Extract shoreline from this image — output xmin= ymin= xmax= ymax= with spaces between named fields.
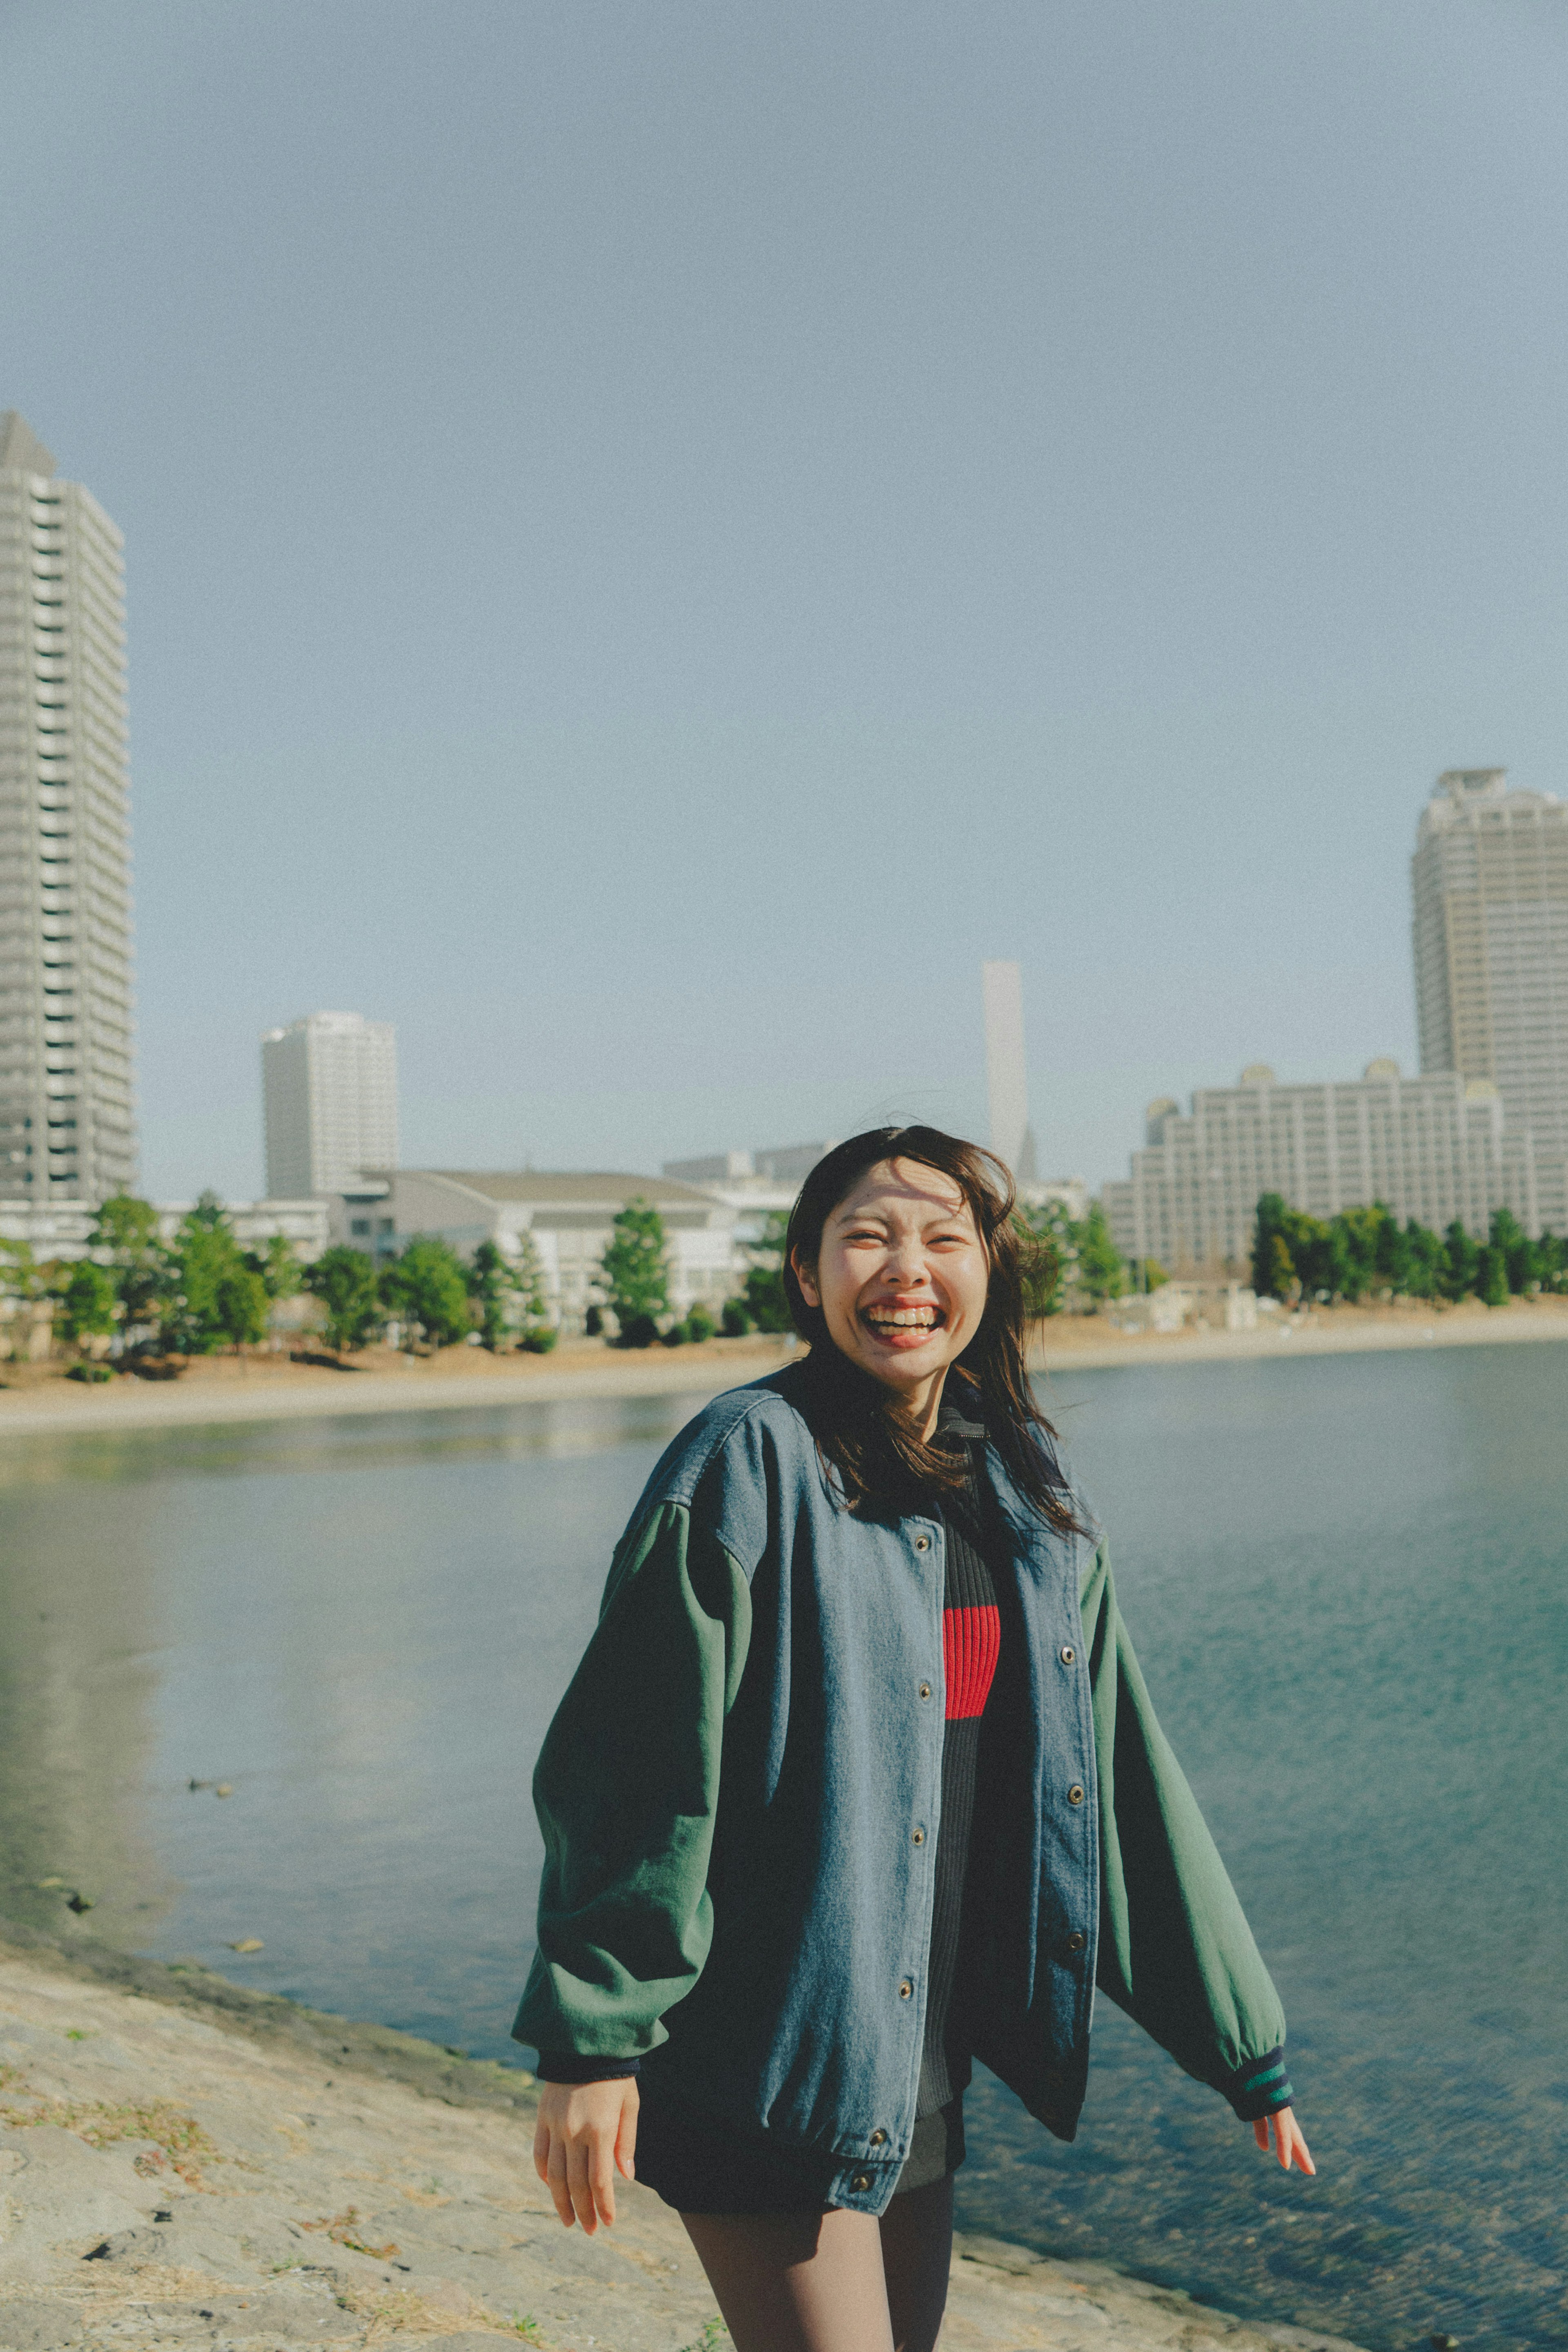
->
xmin=0 ymin=1300 xmax=1564 ymax=1438
xmin=0 ymin=1921 xmax=1368 ymax=2352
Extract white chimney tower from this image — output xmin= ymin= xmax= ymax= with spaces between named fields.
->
xmin=982 ymin=960 xmax=1036 ymax=1178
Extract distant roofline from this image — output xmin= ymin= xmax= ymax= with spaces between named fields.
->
xmin=362 ymin=1167 xmax=726 ymax=1206
xmin=0 ymin=410 xmax=56 ymax=477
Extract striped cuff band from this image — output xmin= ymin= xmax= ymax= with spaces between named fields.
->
xmin=1222 ymin=2047 xmax=1295 ymax=2121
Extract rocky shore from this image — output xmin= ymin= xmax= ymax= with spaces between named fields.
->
xmin=0 ymin=1933 xmax=1368 ymax=2352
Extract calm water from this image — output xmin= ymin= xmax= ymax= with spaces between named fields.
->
xmin=0 ymin=1351 xmax=1564 ymax=2351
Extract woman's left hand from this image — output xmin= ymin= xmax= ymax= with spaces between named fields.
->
xmin=1252 ymin=2105 xmax=1314 ymax=2173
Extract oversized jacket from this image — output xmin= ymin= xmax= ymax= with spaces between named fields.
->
xmin=513 ymin=1364 xmax=1293 ymax=2215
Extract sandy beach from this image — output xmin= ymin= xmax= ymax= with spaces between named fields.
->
xmin=0 ymin=1299 xmax=1565 ymax=1438
xmin=0 ymin=1930 xmax=1365 ymax=2352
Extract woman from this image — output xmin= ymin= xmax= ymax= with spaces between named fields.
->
xmin=517 ymin=1128 xmax=1312 ymax=2352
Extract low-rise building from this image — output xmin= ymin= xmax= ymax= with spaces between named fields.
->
xmin=332 ymin=1169 xmax=742 ymax=1331
xmin=0 ymin=1195 xmax=330 ymax=1261
xmin=1101 ymin=1060 xmax=1564 ymax=1275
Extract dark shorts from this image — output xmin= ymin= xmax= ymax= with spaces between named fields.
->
xmin=635 ymin=2093 xmax=965 ymax=2216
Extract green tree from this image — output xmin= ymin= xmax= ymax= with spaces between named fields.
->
xmin=162 ymin=1202 xmax=248 ymax=1354
xmin=1252 ymin=1195 xmax=1292 ymax=1299
xmin=380 ymin=1235 xmax=472 ymax=1349
xmin=216 ymin=1264 xmax=270 ymax=1350
xmin=1476 ymin=1242 xmax=1510 ymax=1308
xmin=599 ymin=1199 xmax=671 ymax=1337
xmin=88 ymin=1193 xmax=169 ymax=1345
xmin=56 ymin=1260 xmax=117 ymax=1354
xmin=1335 ymin=1204 xmax=1393 ymax=1301
xmin=467 ymin=1240 xmax=521 ymax=1351
xmin=1537 ymin=1231 xmax=1568 ymax=1293
xmin=1489 ymin=1206 xmax=1535 ymax=1294
xmin=1401 ymin=1219 xmax=1448 ymax=1301
xmin=1075 ymin=1201 xmax=1128 ymax=1307
xmin=737 ymin=1210 xmax=791 ymax=1334
xmin=1443 ymin=1219 xmax=1480 ymax=1302
xmin=90 ymin=1192 xmax=160 ymax=1259
xmin=1290 ymin=1210 xmax=1347 ymax=1301
xmin=512 ymin=1229 xmax=549 ymax=1328
xmin=0 ymin=1240 xmax=48 ymax=1359
xmin=1014 ymin=1202 xmax=1073 ymax=1317
xmin=1265 ymin=1233 xmax=1296 ymax=1302
xmin=244 ymin=1233 xmax=303 ymax=1302
xmin=303 ymin=1245 xmax=385 ymax=1352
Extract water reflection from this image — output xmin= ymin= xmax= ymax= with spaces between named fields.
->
xmin=0 ymin=1357 xmax=1564 ymax=2352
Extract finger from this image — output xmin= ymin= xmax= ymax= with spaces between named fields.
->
xmin=1252 ymin=2118 xmax=1268 ymax=2154
xmin=533 ymin=2114 xmax=551 ymax=2185
xmin=615 ymin=2096 xmax=639 ymax=2183
xmin=591 ymin=2136 xmax=618 ymax=2229
xmin=545 ymin=2138 xmax=576 ymax=2229
xmin=1285 ymin=2116 xmax=1316 ymax=2177
xmin=567 ymin=2136 xmax=599 ymax=2234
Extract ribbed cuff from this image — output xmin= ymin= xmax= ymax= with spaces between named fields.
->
xmin=1222 ymin=2047 xmax=1295 ymax=2121
xmin=533 ymin=2052 xmax=642 ymax=2084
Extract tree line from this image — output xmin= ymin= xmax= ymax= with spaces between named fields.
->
xmin=1252 ymin=1193 xmax=1568 ymax=1306
xmin=0 ymin=1193 xmax=560 ymax=1370
xmin=10 ymin=1181 xmax=1548 ymax=1377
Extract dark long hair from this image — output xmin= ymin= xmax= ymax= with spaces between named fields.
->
xmin=782 ymin=1126 xmax=1086 ymax=1537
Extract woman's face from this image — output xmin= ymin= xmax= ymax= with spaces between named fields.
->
xmin=792 ymin=1157 xmax=990 ymax=1421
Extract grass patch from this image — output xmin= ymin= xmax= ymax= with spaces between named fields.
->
xmin=0 ymin=2089 xmax=218 ymax=2188
xmin=302 ymin=2205 xmax=401 ymax=2259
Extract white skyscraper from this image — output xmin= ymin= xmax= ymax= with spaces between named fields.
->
xmin=1412 ymin=767 xmax=1568 ymax=1161
xmin=261 ymin=1012 xmax=398 ymax=1198
xmin=981 ymin=959 xmax=1036 ymax=1177
xmin=0 ymin=412 xmax=136 ymax=1199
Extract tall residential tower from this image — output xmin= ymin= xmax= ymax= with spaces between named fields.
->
xmin=261 ymin=1012 xmax=398 ymax=1197
xmin=1413 ymin=768 xmax=1568 ymax=1161
xmin=0 ymin=413 xmax=136 ymax=1198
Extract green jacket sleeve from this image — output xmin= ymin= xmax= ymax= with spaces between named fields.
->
xmin=512 ymin=1499 xmax=753 ymax=2060
xmin=1081 ymin=1540 xmax=1295 ymax=2120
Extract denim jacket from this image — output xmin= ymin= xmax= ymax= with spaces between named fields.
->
xmin=513 ymin=1365 xmax=1292 ymax=2215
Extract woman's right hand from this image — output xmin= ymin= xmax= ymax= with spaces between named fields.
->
xmin=532 ymin=2078 xmax=640 ymax=2232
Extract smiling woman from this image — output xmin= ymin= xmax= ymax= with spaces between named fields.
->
xmin=779 ymin=1130 xmax=1085 ymax=1536
xmin=515 ymin=1126 xmax=1312 ymax=2352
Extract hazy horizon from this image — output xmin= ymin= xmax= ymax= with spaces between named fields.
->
xmin=5 ymin=2 xmax=1568 ymax=1199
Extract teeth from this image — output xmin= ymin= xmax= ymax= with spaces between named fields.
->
xmin=866 ymin=1308 xmax=938 ymax=1328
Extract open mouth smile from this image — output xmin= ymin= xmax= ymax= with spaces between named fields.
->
xmin=860 ymin=1302 xmax=945 ymax=1349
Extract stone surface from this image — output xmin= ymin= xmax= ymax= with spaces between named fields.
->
xmin=0 ymin=1942 xmax=1369 ymax=2352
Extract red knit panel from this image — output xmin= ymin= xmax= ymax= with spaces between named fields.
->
xmin=942 ymin=1604 xmax=1000 ymax=1720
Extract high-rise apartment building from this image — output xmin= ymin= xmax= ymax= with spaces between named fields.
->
xmin=0 ymin=412 xmax=136 ymax=1199
xmin=1413 ymin=768 xmax=1568 ymax=1160
xmin=261 ymin=1011 xmax=398 ymax=1197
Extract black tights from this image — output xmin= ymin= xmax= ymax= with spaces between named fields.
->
xmin=681 ymin=2174 xmax=953 ymax=2352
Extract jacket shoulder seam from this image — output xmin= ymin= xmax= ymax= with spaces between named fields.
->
xmin=645 ymin=1382 xmax=803 ymax=1506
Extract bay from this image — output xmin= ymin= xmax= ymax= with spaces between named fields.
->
xmin=0 ymin=1347 xmax=1564 ymax=2351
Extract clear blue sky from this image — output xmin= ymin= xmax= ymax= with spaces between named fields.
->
xmin=4 ymin=0 xmax=1567 ymax=1198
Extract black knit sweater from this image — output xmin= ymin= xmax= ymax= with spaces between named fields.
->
xmin=916 ymin=1403 xmax=1001 ymax=2115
